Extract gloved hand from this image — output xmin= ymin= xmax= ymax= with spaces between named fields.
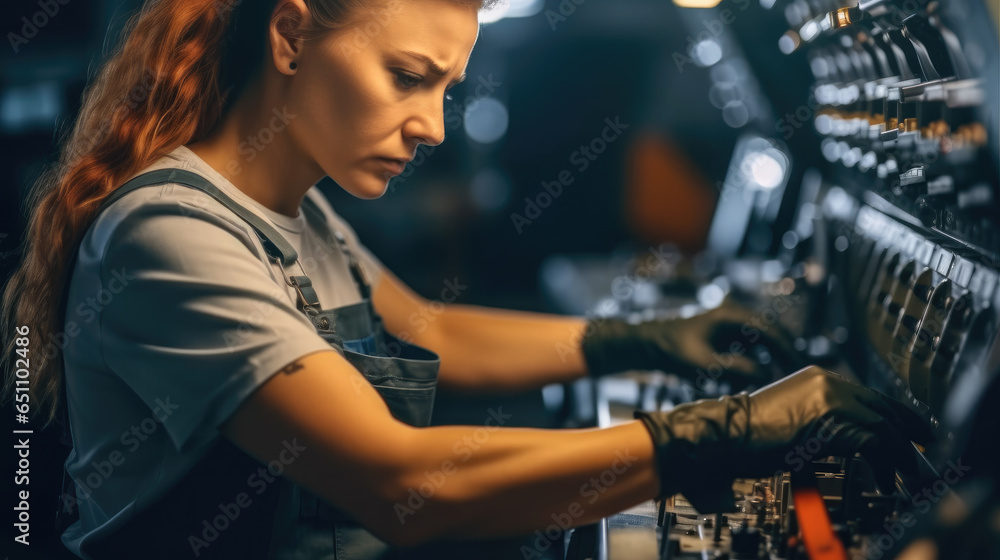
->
xmin=581 ymin=297 xmax=806 ymax=390
xmin=634 ymin=366 xmax=933 ymax=513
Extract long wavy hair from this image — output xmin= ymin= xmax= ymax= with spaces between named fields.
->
xmin=1 ymin=0 xmax=501 ymax=428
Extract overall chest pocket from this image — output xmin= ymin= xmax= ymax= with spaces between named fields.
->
xmin=361 ymin=375 xmax=437 ymax=428
xmin=319 ymin=328 xmax=441 ymax=428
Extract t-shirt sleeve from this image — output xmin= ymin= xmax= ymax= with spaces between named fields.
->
xmin=99 ymin=198 xmax=335 ymax=453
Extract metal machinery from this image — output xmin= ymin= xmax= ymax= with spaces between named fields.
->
xmin=543 ymin=0 xmax=1000 ymax=556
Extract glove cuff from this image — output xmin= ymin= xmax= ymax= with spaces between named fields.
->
xmin=580 ymin=317 xmax=642 ymax=376
xmin=633 ymin=393 xmax=751 ymax=512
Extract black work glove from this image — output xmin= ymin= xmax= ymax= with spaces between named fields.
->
xmin=634 ymin=366 xmax=933 ymax=513
xmin=581 ymin=298 xmax=806 ymax=390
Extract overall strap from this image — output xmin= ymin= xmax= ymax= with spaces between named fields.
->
xmin=301 ymin=196 xmax=375 ymax=302
xmin=97 ymin=168 xmax=323 ymax=314
xmin=300 ymin=197 xmax=388 ymax=352
xmin=103 ymin=169 xmax=299 ymax=266
xmin=55 ymin=168 xmax=331 ymax=544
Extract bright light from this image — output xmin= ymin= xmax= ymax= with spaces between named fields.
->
xmin=814 ymin=114 xmax=833 ymax=134
xmin=722 ymin=100 xmax=750 ymax=128
xmin=800 ymin=20 xmax=820 ymax=41
xmin=744 ymin=149 xmax=787 ymax=189
xmin=778 ymin=31 xmax=799 ymax=54
xmin=696 ymin=283 xmax=726 ymax=308
xmin=0 ymin=81 xmax=59 ymax=133
xmin=464 ymin=97 xmax=509 ymax=144
xmin=691 ymin=38 xmax=724 ymax=67
xmin=673 ymin=0 xmax=725 ymax=8
xmin=470 ymin=168 xmax=511 ymax=211
xmin=479 ymin=0 xmax=545 ymax=23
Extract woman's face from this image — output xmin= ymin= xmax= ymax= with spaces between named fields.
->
xmin=287 ymin=0 xmax=481 ymax=199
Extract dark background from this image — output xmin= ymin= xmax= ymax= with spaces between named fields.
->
xmin=0 ymin=0 xmax=819 ymax=558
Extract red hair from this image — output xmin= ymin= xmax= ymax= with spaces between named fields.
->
xmin=0 ymin=0 xmax=501 ymax=427
xmin=0 ymin=0 xmax=252 ymax=427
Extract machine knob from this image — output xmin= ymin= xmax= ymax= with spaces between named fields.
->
xmin=915 ymin=196 xmax=938 ymax=226
xmin=828 ymin=6 xmax=863 ymax=29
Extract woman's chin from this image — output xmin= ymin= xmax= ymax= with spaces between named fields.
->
xmin=339 ymin=173 xmax=390 ymax=200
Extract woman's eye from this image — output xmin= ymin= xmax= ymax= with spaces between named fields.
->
xmin=394 ymin=71 xmax=422 ymax=90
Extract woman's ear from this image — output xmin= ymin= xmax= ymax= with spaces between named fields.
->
xmin=269 ymin=0 xmax=311 ymax=75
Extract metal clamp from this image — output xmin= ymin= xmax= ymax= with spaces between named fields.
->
xmin=270 ymin=255 xmax=322 ymax=315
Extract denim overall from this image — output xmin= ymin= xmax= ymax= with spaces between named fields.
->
xmin=63 ymin=168 xmax=440 ymax=560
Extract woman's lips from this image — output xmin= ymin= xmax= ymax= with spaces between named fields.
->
xmin=374 ymin=157 xmax=406 ymax=176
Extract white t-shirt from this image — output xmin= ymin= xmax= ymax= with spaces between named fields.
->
xmin=59 ymin=144 xmax=384 ymax=558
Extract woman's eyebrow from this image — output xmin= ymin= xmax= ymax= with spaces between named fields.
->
xmin=400 ymin=50 xmax=467 ymax=86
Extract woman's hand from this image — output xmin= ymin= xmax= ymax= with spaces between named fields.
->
xmin=580 ymin=298 xmax=807 ymax=390
xmin=632 ymin=366 xmax=932 ymax=513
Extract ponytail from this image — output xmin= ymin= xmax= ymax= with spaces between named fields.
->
xmin=0 ymin=0 xmax=272 ymax=427
xmin=0 ymin=0 xmax=503 ymax=427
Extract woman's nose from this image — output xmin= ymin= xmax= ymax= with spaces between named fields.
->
xmin=403 ymin=101 xmax=446 ymax=147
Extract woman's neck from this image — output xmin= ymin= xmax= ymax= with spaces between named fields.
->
xmin=187 ymin=79 xmax=324 ymax=218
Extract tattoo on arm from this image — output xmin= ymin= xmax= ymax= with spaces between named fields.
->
xmin=279 ymin=360 xmax=305 ymax=375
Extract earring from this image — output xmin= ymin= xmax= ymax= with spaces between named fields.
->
xmin=289 ymin=61 xmax=298 ymax=70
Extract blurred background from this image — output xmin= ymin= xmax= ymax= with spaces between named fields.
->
xmin=0 ymin=0 xmax=816 ymax=309
xmin=3 ymin=0 xmax=998 ymax=557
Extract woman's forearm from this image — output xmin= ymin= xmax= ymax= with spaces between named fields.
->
xmin=425 ymin=303 xmax=591 ymax=391
xmin=390 ymin=420 xmax=659 ymax=544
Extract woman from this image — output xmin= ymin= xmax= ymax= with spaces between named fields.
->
xmin=0 ymin=0 xmax=928 ymax=558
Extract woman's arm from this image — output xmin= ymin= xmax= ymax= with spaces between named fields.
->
xmin=221 ymin=349 xmax=659 ymax=547
xmin=372 ymin=266 xmax=592 ymax=391
xmin=223 ymin=351 xmax=928 ymax=548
